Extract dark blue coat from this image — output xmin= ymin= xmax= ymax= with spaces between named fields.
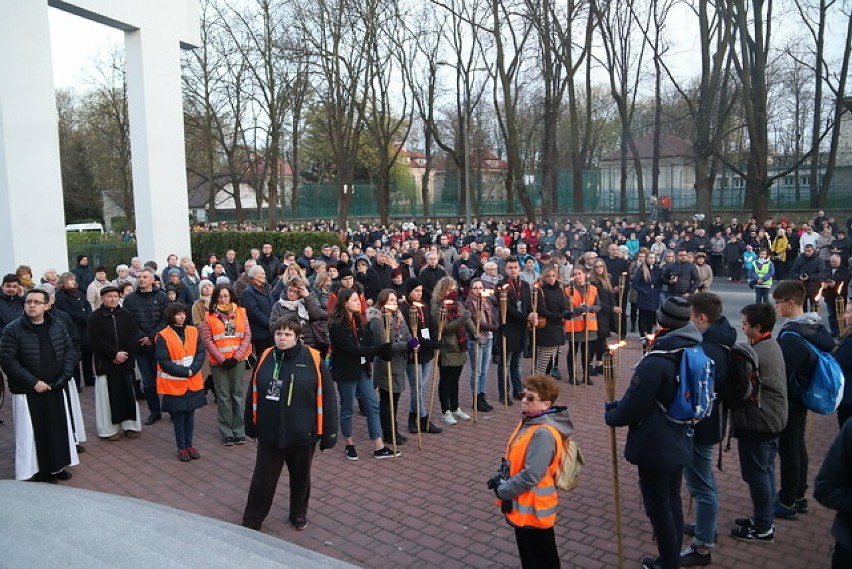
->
xmin=631 ymin=266 xmax=662 ymax=311
xmin=693 ymin=316 xmax=737 ymax=446
xmin=778 ymin=315 xmax=836 ymax=411
xmin=242 ymin=283 xmax=276 ymax=342
xmin=605 ymin=323 xmax=701 ymax=469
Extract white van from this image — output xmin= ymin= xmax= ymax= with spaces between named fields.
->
xmin=65 ymin=222 xmax=104 ymax=235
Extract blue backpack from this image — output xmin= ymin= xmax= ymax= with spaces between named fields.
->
xmin=649 ymin=345 xmax=717 ymax=425
xmin=780 ymin=331 xmax=845 ymax=414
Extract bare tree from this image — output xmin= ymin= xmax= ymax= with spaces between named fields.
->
xmin=297 ymin=0 xmax=375 ymax=228
xmin=591 ymin=0 xmax=649 ymax=215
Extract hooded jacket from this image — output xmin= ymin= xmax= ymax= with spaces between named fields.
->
xmin=496 ymin=406 xmax=574 ymax=524
xmin=605 ymin=323 xmax=701 ymax=468
xmin=778 ymin=312 xmax=835 ymax=410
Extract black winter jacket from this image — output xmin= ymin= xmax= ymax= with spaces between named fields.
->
xmin=605 ymin=324 xmax=700 ymax=469
xmin=245 ymin=343 xmax=338 ymax=450
xmin=0 ymin=313 xmax=78 ymax=394
xmin=122 ymin=288 xmax=168 ymax=343
xmin=328 ymin=316 xmax=383 ymax=382
xmin=0 ymin=293 xmax=23 ymax=330
xmin=242 ymin=283 xmax=276 ymax=341
xmin=778 ymin=314 xmax=835 ymax=411
xmin=54 ymin=288 xmax=92 ymax=346
xmin=497 ymin=277 xmax=532 ymax=353
xmin=536 ymin=281 xmax=568 ymax=347
xmin=814 ymin=420 xmax=852 ymax=552
xmin=692 ymin=316 xmax=736 ymax=446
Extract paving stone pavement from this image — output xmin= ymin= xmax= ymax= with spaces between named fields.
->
xmin=0 ymin=340 xmax=838 ymax=568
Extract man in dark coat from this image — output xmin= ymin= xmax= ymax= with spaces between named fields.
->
xmin=258 ymin=243 xmax=282 ymax=282
xmin=122 ymin=268 xmax=168 ymax=425
xmin=365 ymin=250 xmax=394 ymax=302
xmin=662 ymin=249 xmax=700 ymax=298
xmin=88 ymin=285 xmax=142 ymax=439
xmin=605 ymin=297 xmax=699 ymax=569
xmin=418 ymin=251 xmax=447 ymax=304
xmin=54 ymin=272 xmax=94 ymax=387
xmin=71 ymin=255 xmax=95 ymax=293
xmin=821 ymin=254 xmax=849 ymax=337
xmin=814 ymin=419 xmax=852 ymax=568
xmin=0 ymin=288 xmax=79 ymax=482
xmin=497 ymin=257 xmax=534 ymax=404
xmin=789 ymin=243 xmax=826 ymax=311
xmin=0 ymin=273 xmax=24 ymax=330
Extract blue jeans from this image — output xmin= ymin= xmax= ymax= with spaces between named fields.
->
xmin=337 ymin=372 xmax=382 ymax=440
xmin=737 ymin=436 xmax=778 ymax=530
xmin=406 ymin=360 xmax=434 ymax=416
xmin=171 ymin=410 xmax=195 ymax=450
xmin=755 ymin=287 xmax=770 ymax=304
xmin=467 ymin=337 xmax=493 ymax=394
xmin=137 ymin=350 xmax=161 ymax=415
xmin=683 ymin=444 xmax=718 ymax=547
xmin=497 ymin=350 xmax=523 ymax=399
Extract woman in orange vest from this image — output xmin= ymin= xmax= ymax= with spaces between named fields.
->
xmin=489 ymin=373 xmax=574 ymax=568
xmin=202 ymin=284 xmax=253 ymax=446
xmin=156 ymin=302 xmax=207 ymax=462
xmin=563 ymin=266 xmax=600 ymax=385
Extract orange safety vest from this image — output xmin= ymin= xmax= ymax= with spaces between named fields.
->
xmin=563 ymin=285 xmax=598 ymax=333
xmin=205 ymin=307 xmax=248 ymax=364
xmin=501 ymin=421 xmax=563 ymax=529
xmin=250 ymin=346 xmax=325 ymax=435
xmin=156 ymin=326 xmax=204 ymax=396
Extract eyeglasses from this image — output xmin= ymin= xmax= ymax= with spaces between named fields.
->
xmin=25 ymin=300 xmax=46 ymax=305
xmin=523 ymin=394 xmax=539 ymax=402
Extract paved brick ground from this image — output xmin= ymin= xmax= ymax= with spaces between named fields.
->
xmin=0 ymin=340 xmax=838 ymax=567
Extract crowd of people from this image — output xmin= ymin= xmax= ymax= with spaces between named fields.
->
xmin=1 ymin=212 xmax=851 ymax=567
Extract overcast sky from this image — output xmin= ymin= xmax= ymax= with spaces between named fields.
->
xmin=48 ymin=3 xmax=847 ymax=93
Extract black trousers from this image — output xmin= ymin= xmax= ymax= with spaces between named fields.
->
xmin=242 ymin=441 xmax=315 ymax=530
xmin=778 ymin=406 xmax=808 ymax=505
xmin=638 ymin=465 xmax=684 ymax=569
xmin=834 ymin=541 xmax=852 ymax=569
xmin=515 ymin=526 xmax=560 ymax=569
xmin=439 ymin=365 xmax=462 ymax=413
xmin=378 ymin=388 xmax=401 ymax=441
xmin=565 ymin=336 xmax=591 ymax=381
xmin=638 ymin=309 xmax=657 ymax=337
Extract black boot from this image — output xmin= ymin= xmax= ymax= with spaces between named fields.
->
xmin=476 ymin=393 xmax=491 ymax=412
xmin=420 ymin=416 xmax=443 ymax=434
xmin=408 ymin=413 xmax=419 ymax=434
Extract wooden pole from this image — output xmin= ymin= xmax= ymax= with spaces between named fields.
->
xmin=569 ymin=283 xmax=577 ymax=391
xmin=499 ymin=287 xmax=509 ymax=412
xmin=426 ymin=304 xmax=448 ymax=424
xmin=409 ymin=305 xmax=422 ymax=450
xmin=530 ymin=285 xmax=539 ymax=374
xmin=473 ymin=294 xmax=481 ymax=424
xmin=836 ymin=282 xmax=846 ymax=336
xmin=383 ymin=310 xmax=398 ymax=457
xmin=604 ymin=346 xmax=625 ymax=569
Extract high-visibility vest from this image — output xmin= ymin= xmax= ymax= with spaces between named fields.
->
xmin=563 ymin=285 xmax=598 ymax=333
xmin=250 ymin=346 xmax=325 ymax=435
xmin=205 ymin=307 xmax=248 ymax=364
xmin=753 ymin=261 xmax=773 ymax=287
xmin=502 ymin=421 xmax=563 ymax=529
xmin=156 ymin=326 xmax=204 ymax=396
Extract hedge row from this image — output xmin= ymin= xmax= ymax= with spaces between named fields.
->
xmin=190 ymin=231 xmax=343 ymax=266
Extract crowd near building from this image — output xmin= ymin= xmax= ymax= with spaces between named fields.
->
xmin=1 ymin=212 xmax=851 ymax=568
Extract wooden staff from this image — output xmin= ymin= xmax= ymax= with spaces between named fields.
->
xmin=836 ymin=281 xmax=846 ymax=336
xmin=472 ymin=293 xmax=482 ymax=424
xmin=583 ymin=284 xmax=590 ymax=385
xmin=604 ymin=345 xmax=625 ymax=569
xmin=530 ymin=284 xmax=539 ymax=374
xmin=499 ymin=286 xmax=509 ymax=412
xmin=618 ymin=272 xmax=627 ymax=341
xmin=383 ymin=310 xmax=398 ymax=457
xmin=409 ymin=305 xmax=422 ymax=450
xmin=569 ymin=282 xmax=577 ymax=390
xmin=426 ymin=303 xmax=448 ymax=424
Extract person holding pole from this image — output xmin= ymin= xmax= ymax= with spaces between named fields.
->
xmin=431 ymin=277 xmax=476 ymax=426
xmin=563 ymin=266 xmax=599 ymax=385
xmin=496 ymin=258 xmax=536 ymax=407
xmin=467 ymin=278 xmax=498 ymax=414
xmin=367 ymin=289 xmax=416 ymax=450
xmin=534 ymin=267 xmax=567 ymax=376
xmin=489 ymin=373 xmax=574 ymax=569
xmin=605 ymin=297 xmax=699 ymax=569
xmin=401 ymin=278 xmax=443 ymax=437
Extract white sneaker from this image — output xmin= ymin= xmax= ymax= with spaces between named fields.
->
xmin=442 ymin=410 xmax=458 ymax=425
xmin=452 ymin=408 xmax=471 ymax=421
